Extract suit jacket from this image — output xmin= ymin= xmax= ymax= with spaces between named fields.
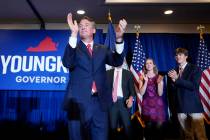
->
xmin=62 ymin=41 xmax=124 ymax=112
xmin=106 ymin=69 xmax=136 ymax=103
xmin=169 ymin=63 xmax=203 ymax=113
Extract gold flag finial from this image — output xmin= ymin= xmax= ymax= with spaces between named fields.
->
xmin=134 ymin=24 xmax=141 ymax=38
xmin=197 ymin=25 xmax=205 ymax=39
xmin=108 ymin=9 xmax=112 ymax=23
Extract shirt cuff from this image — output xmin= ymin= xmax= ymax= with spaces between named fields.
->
xmin=68 ymin=36 xmax=77 ymax=48
xmin=115 ymin=42 xmax=124 ymax=54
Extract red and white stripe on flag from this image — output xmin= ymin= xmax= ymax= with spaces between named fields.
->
xmin=130 ymin=65 xmax=145 ymax=127
xmin=199 ymin=68 xmax=210 ymax=124
xmin=130 ymin=65 xmax=143 ymax=113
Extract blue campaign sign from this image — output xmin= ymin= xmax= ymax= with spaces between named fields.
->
xmin=0 ymin=30 xmax=70 ymax=90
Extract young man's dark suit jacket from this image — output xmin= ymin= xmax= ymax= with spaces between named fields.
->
xmin=168 ymin=63 xmax=203 ymax=114
xmin=106 ymin=69 xmax=136 ymax=103
xmin=106 ymin=68 xmax=136 ymax=138
xmin=62 ymin=41 xmax=124 ymax=122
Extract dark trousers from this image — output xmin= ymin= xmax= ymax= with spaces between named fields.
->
xmin=109 ymin=98 xmax=132 ymax=140
xmin=68 ymin=120 xmax=82 ymax=140
xmin=67 ymin=96 xmax=108 ymax=140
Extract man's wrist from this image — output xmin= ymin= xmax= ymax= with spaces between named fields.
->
xmin=129 ymin=96 xmax=133 ymax=101
xmin=116 ymin=38 xmax=123 ymax=44
xmin=71 ymin=32 xmax=78 ymax=38
xmin=116 ymin=41 xmax=123 ymax=44
xmin=175 ymin=75 xmax=179 ymax=81
xmin=69 ymin=36 xmax=77 ymax=48
xmin=172 ymin=77 xmax=178 ymax=82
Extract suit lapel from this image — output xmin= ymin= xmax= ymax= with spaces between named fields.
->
xmin=122 ymin=70 xmax=125 ymax=88
xmin=92 ymin=44 xmax=99 ymax=58
xmin=110 ymin=69 xmax=114 ymax=88
xmin=92 ymin=44 xmax=102 ymax=71
xmin=78 ymin=41 xmax=91 ymax=58
xmin=181 ymin=63 xmax=190 ymax=79
xmin=121 ymin=70 xmax=125 ymax=97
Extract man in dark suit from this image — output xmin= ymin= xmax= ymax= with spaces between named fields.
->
xmin=62 ymin=13 xmax=127 ymax=140
xmin=106 ymin=65 xmax=136 ymax=140
xmin=168 ymin=48 xmax=207 ymax=140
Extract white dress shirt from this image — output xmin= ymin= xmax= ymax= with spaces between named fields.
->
xmin=179 ymin=62 xmax=188 ymax=71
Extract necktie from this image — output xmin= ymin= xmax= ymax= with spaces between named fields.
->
xmin=112 ymin=71 xmax=119 ymax=102
xmin=179 ymin=67 xmax=183 ymax=77
xmin=86 ymin=44 xmax=92 ymax=56
xmin=92 ymin=81 xmax=97 ymax=93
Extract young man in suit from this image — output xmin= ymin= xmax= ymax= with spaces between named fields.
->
xmin=106 ymin=64 xmax=136 ymax=140
xmin=62 ymin=13 xmax=127 ymax=140
xmin=168 ymin=48 xmax=207 ymax=140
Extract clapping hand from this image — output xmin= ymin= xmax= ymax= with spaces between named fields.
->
xmin=67 ymin=13 xmax=79 ymax=37
xmin=168 ymin=69 xmax=178 ymax=82
xmin=157 ymin=75 xmax=163 ymax=84
xmin=142 ymin=73 xmax=148 ymax=82
xmin=116 ymin=19 xmax=127 ymax=42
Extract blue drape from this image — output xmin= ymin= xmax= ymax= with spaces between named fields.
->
xmin=124 ymin=33 xmax=210 ymax=71
xmin=0 ymin=31 xmax=209 ymax=131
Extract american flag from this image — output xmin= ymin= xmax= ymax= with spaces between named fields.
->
xmin=104 ymin=22 xmax=116 ymax=52
xmin=104 ymin=21 xmax=116 ymax=70
xmin=130 ymin=34 xmax=146 ymax=127
xmin=130 ymin=35 xmax=146 ymax=84
xmin=197 ymin=36 xmax=210 ymax=124
xmin=196 ymin=37 xmax=210 ymax=70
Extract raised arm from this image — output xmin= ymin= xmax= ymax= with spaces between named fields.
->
xmin=157 ymin=75 xmax=164 ymax=96
xmin=67 ymin=13 xmax=78 ymax=38
xmin=62 ymin=13 xmax=79 ymax=69
xmin=139 ymin=74 xmax=148 ymax=96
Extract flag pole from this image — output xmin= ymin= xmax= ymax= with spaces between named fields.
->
xmin=197 ymin=24 xmax=210 ymax=124
xmin=132 ymin=24 xmax=146 ymax=128
xmin=108 ymin=9 xmax=112 ymax=23
xmin=197 ymin=24 xmax=205 ymax=39
xmin=105 ymin=10 xmax=115 ymax=70
xmin=134 ymin=24 xmax=141 ymax=39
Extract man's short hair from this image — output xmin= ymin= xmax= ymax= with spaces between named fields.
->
xmin=80 ymin=16 xmax=96 ymax=29
xmin=175 ymin=47 xmax=188 ymax=56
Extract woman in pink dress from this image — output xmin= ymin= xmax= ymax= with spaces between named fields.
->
xmin=139 ymin=58 xmax=166 ymax=140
